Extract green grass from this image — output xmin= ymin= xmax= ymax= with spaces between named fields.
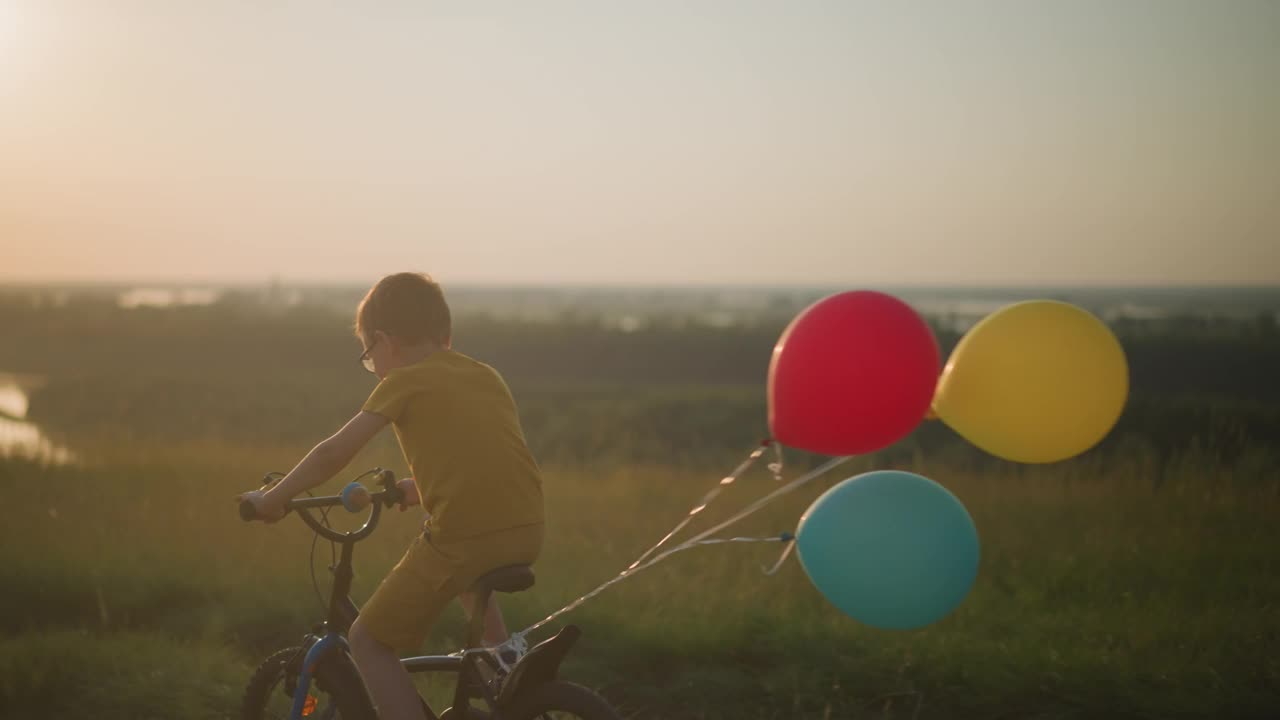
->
xmin=0 ymin=629 xmax=249 ymax=720
xmin=2 ymin=438 xmax=1278 ymax=719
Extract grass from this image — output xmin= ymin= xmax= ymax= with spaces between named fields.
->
xmin=2 ymin=436 xmax=1278 ymax=719
xmin=0 ymin=628 xmax=247 ymax=720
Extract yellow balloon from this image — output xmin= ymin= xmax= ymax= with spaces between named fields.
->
xmin=932 ymin=300 xmax=1128 ymax=463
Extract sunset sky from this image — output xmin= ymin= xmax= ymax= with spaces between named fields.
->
xmin=2 ymin=1 xmax=1277 ymax=286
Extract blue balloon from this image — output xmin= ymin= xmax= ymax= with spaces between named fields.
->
xmin=796 ymin=470 xmax=979 ymax=630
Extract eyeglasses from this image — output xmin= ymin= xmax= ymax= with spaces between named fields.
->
xmin=358 ymin=337 xmax=378 ymax=373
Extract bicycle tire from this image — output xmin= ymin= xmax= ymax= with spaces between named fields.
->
xmin=241 ymin=645 xmax=376 ymax=720
xmin=502 ymin=681 xmax=621 ymax=720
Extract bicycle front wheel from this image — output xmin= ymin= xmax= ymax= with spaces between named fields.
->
xmin=240 ymin=646 xmax=375 ymax=720
xmin=503 ymin=681 xmax=621 ymax=720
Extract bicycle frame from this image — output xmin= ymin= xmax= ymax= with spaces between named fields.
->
xmin=261 ymin=471 xmax=580 ymax=720
xmin=280 ymin=491 xmax=381 ymax=720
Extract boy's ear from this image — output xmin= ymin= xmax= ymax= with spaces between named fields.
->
xmin=374 ymin=329 xmax=394 ymax=352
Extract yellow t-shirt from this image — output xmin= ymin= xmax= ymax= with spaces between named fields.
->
xmin=362 ymin=349 xmax=544 ymax=541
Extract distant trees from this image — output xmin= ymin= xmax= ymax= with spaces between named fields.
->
xmin=1 ymin=294 xmax=1276 ymax=475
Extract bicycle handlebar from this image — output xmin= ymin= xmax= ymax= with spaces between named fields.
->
xmin=239 ymin=469 xmax=403 ymax=543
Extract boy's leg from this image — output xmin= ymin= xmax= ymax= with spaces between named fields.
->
xmin=458 ymin=591 xmax=509 ymax=647
xmin=352 ymin=533 xmax=461 ymax=720
xmin=349 ymin=618 xmax=426 ymax=720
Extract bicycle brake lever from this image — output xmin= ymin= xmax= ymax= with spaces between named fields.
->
xmin=378 ymin=469 xmax=403 ymax=507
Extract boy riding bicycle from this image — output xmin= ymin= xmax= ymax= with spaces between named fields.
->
xmin=239 ymin=272 xmax=545 ymax=720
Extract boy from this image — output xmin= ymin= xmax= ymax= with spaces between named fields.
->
xmin=239 ymin=272 xmax=545 ymax=720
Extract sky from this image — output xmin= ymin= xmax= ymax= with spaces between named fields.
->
xmin=1 ymin=1 xmax=1277 ymax=287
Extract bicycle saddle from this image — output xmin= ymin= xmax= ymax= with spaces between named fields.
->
xmin=470 ymin=564 xmax=535 ymax=595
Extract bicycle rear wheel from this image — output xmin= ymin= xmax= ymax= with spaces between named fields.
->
xmin=502 ymin=681 xmax=621 ymax=720
xmin=240 ymin=646 xmax=376 ymax=720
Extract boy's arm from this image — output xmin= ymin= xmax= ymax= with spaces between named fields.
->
xmin=264 ymin=411 xmax=389 ymax=505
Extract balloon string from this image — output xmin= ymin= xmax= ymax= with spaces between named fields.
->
xmin=768 ymin=440 xmax=785 ymax=481
xmin=627 ymin=440 xmax=772 ymax=571
xmin=763 ymin=536 xmax=796 ymax=576
xmin=513 ymin=534 xmax=793 ymax=641
xmin=660 ymin=456 xmax=849 ymax=553
xmin=509 ymin=455 xmax=850 ymax=643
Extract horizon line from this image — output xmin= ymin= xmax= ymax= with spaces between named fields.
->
xmin=2 ymin=277 xmax=1278 ymax=292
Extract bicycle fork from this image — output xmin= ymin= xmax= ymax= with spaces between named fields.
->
xmin=285 ymin=630 xmax=376 ymax=720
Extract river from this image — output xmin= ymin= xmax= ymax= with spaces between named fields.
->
xmin=0 ymin=373 xmax=75 ymax=465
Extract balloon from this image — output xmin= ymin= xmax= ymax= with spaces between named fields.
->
xmin=932 ymin=300 xmax=1128 ymax=463
xmin=796 ymin=470 xmax=979 ymax=630
xmin=768 ymin=291 xmax=939 ymax=456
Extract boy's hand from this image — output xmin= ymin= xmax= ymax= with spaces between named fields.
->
xmin=396 ymin=477 xmax=420 ymax=511
xmin=236 ymin=488 xmax=288 ymax=523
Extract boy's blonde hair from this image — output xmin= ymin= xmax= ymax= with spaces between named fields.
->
xmin=355 ymin=272 xmax=452 ymax=347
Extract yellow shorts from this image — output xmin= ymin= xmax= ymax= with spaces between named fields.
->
xmin=359 ymin=522 xmax=544 ymax=654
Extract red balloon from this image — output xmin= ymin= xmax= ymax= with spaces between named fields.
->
xmin=768 ymin=291 xmax=940 ymax=455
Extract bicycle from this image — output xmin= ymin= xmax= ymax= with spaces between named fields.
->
xmin=237 ymin=468 xmax=621 ymax=720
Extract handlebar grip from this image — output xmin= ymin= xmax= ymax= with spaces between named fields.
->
xmin=239 ymin=499 xmax=257 ymax=522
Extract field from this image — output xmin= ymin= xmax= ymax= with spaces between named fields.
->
xmin=1 ymin=289 xmax=1278 ymax=719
